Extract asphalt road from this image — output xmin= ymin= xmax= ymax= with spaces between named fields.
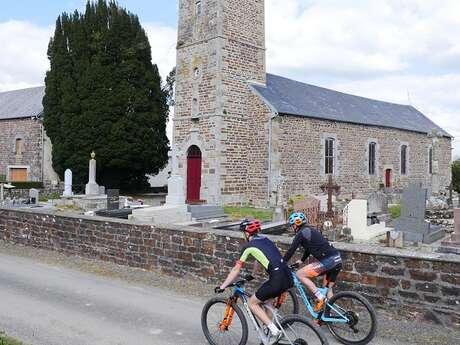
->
xmin=0 ymin=251 xmax=458 ymax=345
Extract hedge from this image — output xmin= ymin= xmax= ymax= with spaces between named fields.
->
xmin=4 ymin=181 xmax=44 ymax=189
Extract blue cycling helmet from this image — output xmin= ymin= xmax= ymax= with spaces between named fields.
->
xmin=288 ymin=212 xmax=307 ymax=226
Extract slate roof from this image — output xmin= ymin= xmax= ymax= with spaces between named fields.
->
xmin=0 ymin=86 xmax=45 ymax=120
xmin=251 ymin=74 xmax=451 ymax=137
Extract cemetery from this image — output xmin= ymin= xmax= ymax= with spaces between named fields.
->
xmin=0 ymin=1 xmax=459 ymax=339
xmin=2 ymin=148 xmax=459 ymax=258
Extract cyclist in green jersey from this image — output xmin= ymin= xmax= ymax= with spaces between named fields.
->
xmin=216 ymin=219 xmax=293 ymax=344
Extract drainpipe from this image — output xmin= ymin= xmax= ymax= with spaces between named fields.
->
xmin=267 ymin=111 xmax=279 ymax=207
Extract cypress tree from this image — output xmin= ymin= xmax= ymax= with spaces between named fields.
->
xmin=43 ymin=0 xmax=169 ymax=190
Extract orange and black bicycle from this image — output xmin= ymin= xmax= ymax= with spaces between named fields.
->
xmin=201 ymin=275 xmax=328 ymax=345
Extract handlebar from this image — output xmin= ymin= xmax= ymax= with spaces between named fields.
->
xmin=215 ymin=274 xmax=255 ymax=293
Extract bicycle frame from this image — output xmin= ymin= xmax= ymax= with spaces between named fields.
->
xmin=291 ymin=273 xmax=350 ymax=324
xmin=232 ymin=284 xmax=297 ymax=345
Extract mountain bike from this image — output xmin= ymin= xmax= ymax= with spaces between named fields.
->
xmin=278 ymin=263 xmax=377 ymax=345
xmin=201 ymin=275 xmax=329 ymax=345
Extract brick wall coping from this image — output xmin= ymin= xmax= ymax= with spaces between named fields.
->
xmin=2 ymin=207 xmax=459 ymax=265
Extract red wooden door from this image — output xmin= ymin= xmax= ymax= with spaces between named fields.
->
xmin=187 ymin=146 xmax=202 ymax=202
xmin=385 ymin=169 xmax=392 ymax=188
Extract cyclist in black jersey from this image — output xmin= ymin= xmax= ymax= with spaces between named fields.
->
xmin=216 ymin=219 xmax=292 ymax=344
xmin=284 ymin=212 xmax=342 ymax=313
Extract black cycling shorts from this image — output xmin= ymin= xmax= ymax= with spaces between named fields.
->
xmin=255 ymin=268 xmax=293 ymax=302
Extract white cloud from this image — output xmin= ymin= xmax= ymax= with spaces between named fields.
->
xmin=266 ymin=0 xmax=460 ymax=157
xmin=0 ymin=21 xmax=52 ymax=91
xmin=0 ymin=1 xmax=459 ymax=156
xmin=144 ymin=23 xmax=177 ymax=81
xmin=328 ymin=74 xmax=460 ymax=157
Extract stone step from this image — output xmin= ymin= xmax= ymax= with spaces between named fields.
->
xmin=187 ymin=205 xmax=226 ymax=220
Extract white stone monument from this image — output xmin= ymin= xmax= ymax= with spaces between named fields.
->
xmin=63 ymin=169 xmax=73 ymax=197
xmin=165 ymin=148 xmax=186 ymax=205
xmin=132 ymin=147 xmax=191 ymax=224
xmin=85 ymin=151 xmax=100 ymax=196
xmin=344 ymin=199 xmax=390 ymax=242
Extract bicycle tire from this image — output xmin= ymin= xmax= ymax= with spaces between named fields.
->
xmin=278 ymin=314 xmax=329 ymax=345
xmin=324 ymin=291 xmax=377 ymax=345
xmin=201 ymin=297 xmax=249 ymax=345
xmin=277 ymin=288 xmax=300 ymax=315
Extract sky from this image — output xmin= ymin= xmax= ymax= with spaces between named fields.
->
xmin=0 ymin=0 xmax=459 ymax=158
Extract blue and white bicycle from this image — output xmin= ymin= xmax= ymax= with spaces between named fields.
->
xmin=276 ymin=263 xmax=377 ymax=345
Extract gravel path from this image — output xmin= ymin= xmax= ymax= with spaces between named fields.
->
xmin=0 ymin=241 xmax=458 ymax=345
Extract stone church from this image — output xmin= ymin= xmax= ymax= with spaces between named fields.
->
xmin=172 ymin=0 xmax=452 ymax=207
xmin=0 ymin=86 xmax=58 ymax=185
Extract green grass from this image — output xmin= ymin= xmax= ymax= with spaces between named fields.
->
xmin=0 ymin=332 xmax=23 ymax=345
xmin=389 ymin=204 xmax=401 ymax=219
xmin=39 ymin=191 xmax=62 ymax=202
xmin=224 ymin=206 xmax=273 ymax=221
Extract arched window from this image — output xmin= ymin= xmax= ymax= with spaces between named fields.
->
xmin=429 ymin=147 xmax=433 ymax=174
xmin=325 ymin=138 xmax=334 ymax=174
xmin=15 ymin=138 xmax=23 ymax=156
xmin=401 ymin=145 xmax=407 ymax=175
xmin=369 ymin=142 xmax=376 ymax=175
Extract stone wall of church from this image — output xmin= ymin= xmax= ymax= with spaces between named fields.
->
xmin=275 ymin=116 xmax=452 ymax=202
xmin=0 ymin=117 xmax=42 ymax=182
xmin=245 ymin=91 xmax=272 ymax=206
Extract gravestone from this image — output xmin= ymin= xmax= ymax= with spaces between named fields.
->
xmin=343 ymin=199 xmax=367 ymax=240
xmin=293 ymin=197 xmax=320 ymax=226
xmin=344 ymin=199 xmax=391 ymax=242
xmin=367 ymin=190 xmax=388 ymax=214
xmin=395 ymin=183 xmax=444 ymax=244
xmin=63 ymin=169 xmax=73 ymax=197
xmin=29 ymin=188 xmax=39 ymax=205
xmin=107 ymin=189 xmax=120 ymax=210
xmin=438 ymin=208 xmax=460 ymax=254
xmin=99 ymin=186 xmax=106 ymax=195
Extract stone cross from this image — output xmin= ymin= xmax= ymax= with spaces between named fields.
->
xmin=63 ymin=169 xmax=73 ymax=197
xmin=322 ymin=175 xmax=340 ymax=217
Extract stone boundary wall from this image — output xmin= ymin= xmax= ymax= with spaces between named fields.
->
xmin=0 ymin=208 xmax=459 ymax=327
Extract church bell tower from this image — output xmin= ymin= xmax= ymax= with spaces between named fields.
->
xmin=173 ymin=0 xmax=266 ymax=205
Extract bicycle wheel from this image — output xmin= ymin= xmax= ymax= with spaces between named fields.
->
xmin=201 ymin=297 xmax=249 ymax=345
xmin=324 ymin=291 xmax=377 ymax=345
xmin=275 ymin=288 xmax=300 ymax=315
xmin=278 ymin=315 xmax=329 ymax=345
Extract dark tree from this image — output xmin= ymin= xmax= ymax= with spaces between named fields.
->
xmin=452 ymin=159 xmax=460 ymax=206
xmin=43 ymin=0 xmax=169 ymax=190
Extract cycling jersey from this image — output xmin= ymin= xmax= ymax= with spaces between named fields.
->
xmin=283 ymin=225 xmax=339 ymax=263
xmin=237 ymin=235 xmax=287 ymax=275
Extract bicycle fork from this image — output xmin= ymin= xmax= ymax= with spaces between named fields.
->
xmin=220 ymin=297 xmax=236 ymax=331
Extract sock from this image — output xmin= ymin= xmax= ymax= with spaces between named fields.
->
xmin=267 ymin=322 xmax=279 ymax=335
xmin=314 ymin=289 xmax=325 ymax=301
